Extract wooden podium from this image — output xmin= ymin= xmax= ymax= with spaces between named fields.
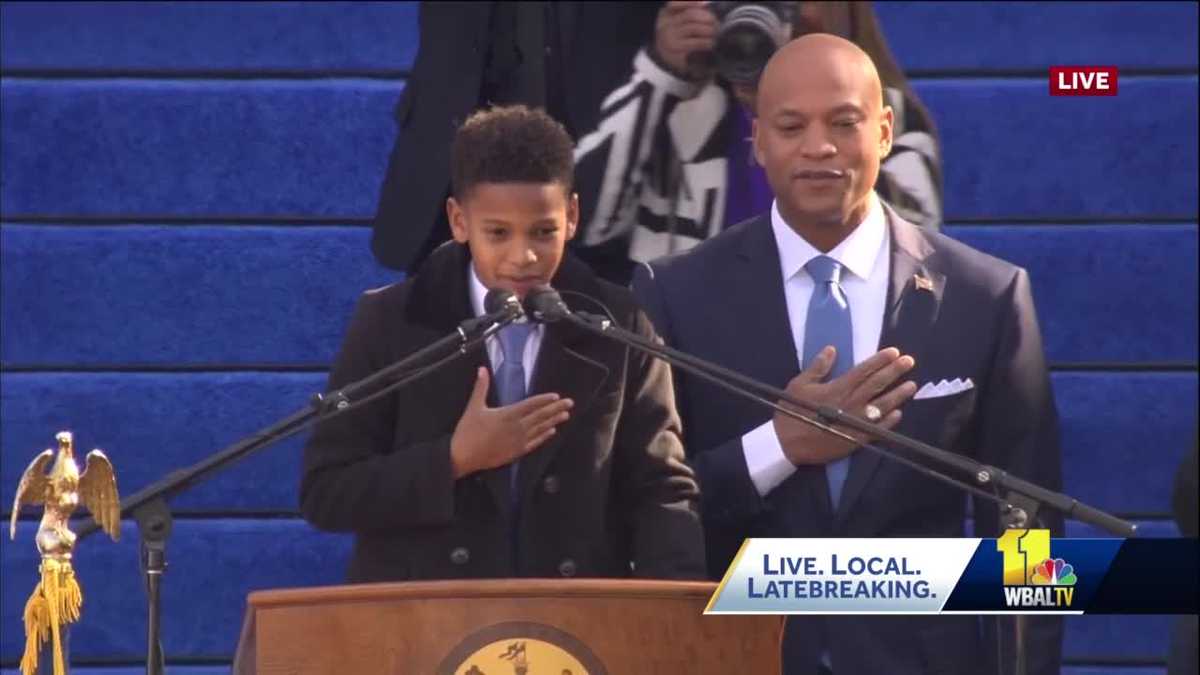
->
xmin=234 ymin=579 xmax=781 ymax=674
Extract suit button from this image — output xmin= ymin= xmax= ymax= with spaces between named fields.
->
xmin=543 ymin=475 xmax=560 ymax=494
xmin=557 ymin=558 xmax=577 ymax=577
xmin=450 ymin=547 xmax=470 ymax=565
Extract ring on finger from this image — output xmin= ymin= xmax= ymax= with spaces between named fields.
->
xmin=864 ymin=404 xmax=883 ymax=423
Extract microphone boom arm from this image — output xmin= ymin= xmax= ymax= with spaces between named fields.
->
xmin=543 ymin=302 xmax=1133 ymax=537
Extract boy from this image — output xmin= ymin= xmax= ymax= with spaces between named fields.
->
xmin=301 ymin=105 xmax=704 ymax=582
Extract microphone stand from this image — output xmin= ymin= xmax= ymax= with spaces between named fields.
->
xmin=544 ymin=307 xmax=1135 ymax=536
xmin=537 ymin=303 xmax=1133 ymax=675
xmin=70 ymin=302 xmax=523 ymax=675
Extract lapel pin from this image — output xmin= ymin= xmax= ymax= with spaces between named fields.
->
xmin=913 ymin=274 xmax=934 ymax=292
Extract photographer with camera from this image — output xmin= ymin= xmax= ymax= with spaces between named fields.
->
xmin=370 ymin=2 xmax=942 ymax=286
xmin=579 ymin=1 xmax=943 ymax=278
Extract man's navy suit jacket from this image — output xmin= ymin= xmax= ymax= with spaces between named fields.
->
xmin=632 ymin=207 xmax=1065 ymax=675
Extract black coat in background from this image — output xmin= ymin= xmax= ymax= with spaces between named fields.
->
xmin=301 ymin=241 xmax=704 ymax=583
xmin=371 ymin=2 xmax=660 ymax=273
xmin=1168 ymin=434 xmax=1198 ymax=675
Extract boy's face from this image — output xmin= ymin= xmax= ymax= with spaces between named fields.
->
xmin=447 ymin=182 xmax=578 ymax=299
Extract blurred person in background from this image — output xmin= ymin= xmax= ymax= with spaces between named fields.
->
xmin=371 ymin=1 xmax=942 ymax=285
xmin=1168 ymin=432 xmax=1198 ymax=675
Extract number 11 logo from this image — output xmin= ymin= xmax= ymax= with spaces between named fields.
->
xmin=997 ymin=529 xmax=1051 ymax=585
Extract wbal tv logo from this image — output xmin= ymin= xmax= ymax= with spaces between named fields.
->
xmin=997 ymin=529 xmax=1077 ymax=608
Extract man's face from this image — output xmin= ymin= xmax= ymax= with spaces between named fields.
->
xmin=447 ymin=182 xmax=578 ymax=298
xmin=752 ymin=50 xmax=892 ymax=229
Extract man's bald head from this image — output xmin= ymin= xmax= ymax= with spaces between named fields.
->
xmin=751 ymin=33 xmax=894 ymax=247
xmin=757 ymin=33 xmax=884 ymax=117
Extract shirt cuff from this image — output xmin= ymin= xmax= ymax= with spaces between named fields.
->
xmin=742 ymin=420 xmax=797 ymax=497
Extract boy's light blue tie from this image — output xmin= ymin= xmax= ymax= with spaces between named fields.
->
xmin=496 ymin=322 xmax=534 ymax=492
xmin=802 ymin=255 xmax=855 ymax=509
xmin=496 ymin=322 xmax=533 ymax=407
xmin=496 ymin=322 xmax=533 ymax=566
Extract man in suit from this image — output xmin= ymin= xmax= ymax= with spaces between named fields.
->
xmin=302 ymin=105 xmax=704 ymax=583
xmin=632 ymin=35 xmax=1064 ymax=674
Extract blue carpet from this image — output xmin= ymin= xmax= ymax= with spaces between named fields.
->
xmin=1 ymin=372 xmax=328 ymax=512
xmin=0 ymin=80 xmax=403 ymax=218
xmin=0 ymin=1 xmax=418 ymax=73
xmin=877 ymin=1 xmax=1197 ymax=72
xmin=0 ymin=226 xmax=400 ymax=366
xmin=946 ymin=225 xmax=1199 ymax=364
xmin=4 ymin=225 xmax=1194 ymax=367
xmin=3 ymin=77 xmax=1195 ymax=220
xmin=918 ymin=77 xmax=1199 ymax=220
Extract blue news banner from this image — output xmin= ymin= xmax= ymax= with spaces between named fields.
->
xmin=704 ymin=533 xmax=1198 ymax=614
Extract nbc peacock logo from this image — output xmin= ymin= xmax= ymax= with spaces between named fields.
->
xmin=1031 ymin=558 xmax=1078 ymax=586
xmin=997 ymin=529 xmax=1077 ymax=608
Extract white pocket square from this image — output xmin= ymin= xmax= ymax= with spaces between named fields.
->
xmin=913 ymin=378 xmax=975 ymax=400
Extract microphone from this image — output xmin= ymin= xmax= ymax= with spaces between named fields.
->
xmin=460 ymin=288 xmax=525 ymax=335
xmin=485 ymin=288 xmax=523 ymax=316
xmin=522 ymin=285 xmax=573 ymax=323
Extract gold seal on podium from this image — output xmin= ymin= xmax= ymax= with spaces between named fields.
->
xmin=440 ymin=622 xmax=607 ymax=675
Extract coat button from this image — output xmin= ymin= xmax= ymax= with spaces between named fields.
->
xmin=557 ymin=558 xmax=577 ymax=577
xmin=542 ymin=475 xmax=560 ymax=494
xmin=450 ymin=547 xmax=470 ymax=565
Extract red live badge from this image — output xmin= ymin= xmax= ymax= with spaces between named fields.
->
xmin=1049 ymin=66 xmax=1119 ymax=96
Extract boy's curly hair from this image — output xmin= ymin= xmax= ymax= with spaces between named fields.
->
xmin=451 ymin=105 xmax=575 ymax=199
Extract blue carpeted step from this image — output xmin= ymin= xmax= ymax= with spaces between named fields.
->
xmin=3 ymin=371 xmax=1194 ymax=515
xmin=0 ymin=372 xmax=328 ymax=513
xmin=1054 ymin=372 xmax=1198 ymax=514
xmin=944 ymin=224 xmax=1199 ymax=365
xmin=0 ymin=1 xmax=417 ymax=73
xmin=0 ymin=79 xmax=403 ymax=218
xmin=4 ymin=224 xmax=1194 ymax=367
xmin=1067 ymin=520 xmax=1178 ymax=539
xmin=0 ymin=225 xmax=400 ymax=367
xmin=1066 ymin=614 xmax=1175 ymax=664
xmin=916 ymin=77 xmax=1198 ymax=221
xmin=3 ymin=77 xmax=1196 ymax=220
xmin=877 ymin=1 xmax=1197 ymax=73
xmin=4 ymin=2 xmax=1194 ymax=76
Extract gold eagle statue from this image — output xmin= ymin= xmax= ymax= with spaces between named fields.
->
xmin=9 ymin=431 xmax=120 ymax=675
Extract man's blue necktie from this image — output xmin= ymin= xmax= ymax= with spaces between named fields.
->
xmin=495 ymin=322 xmax=533 ymax=566
xmin=802 ymin=255 xmax=855 ymax=509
